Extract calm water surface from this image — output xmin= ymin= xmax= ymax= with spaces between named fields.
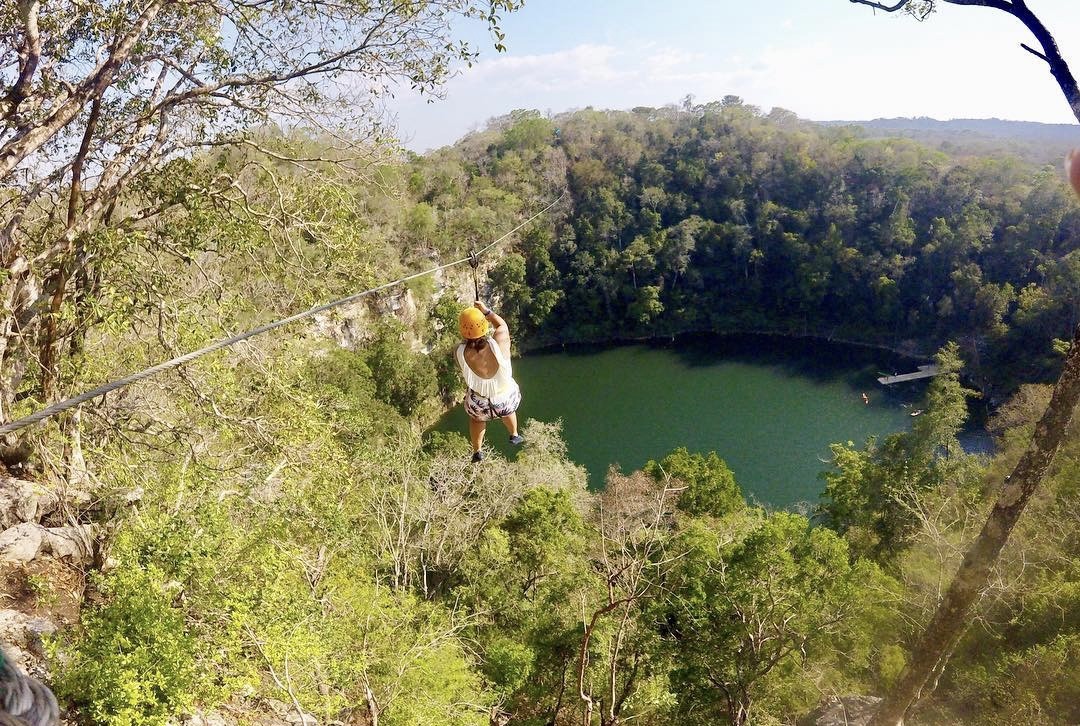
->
xmin=433 ymin=335 xmax=980 ymax=509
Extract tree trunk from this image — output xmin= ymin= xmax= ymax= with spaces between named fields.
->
xmin=0 ymin=264 xmax=37 ymax=428
xmin=869 ymin=324 xmax=1080 ymax=725
xmin=62 ymin=408 xmax=87 ymax=490
xmin=364 ymin=683 xmax=380 ymax=726
xmin=731 ymin=690 xmax=751 ymax=726
xmin=39 ymin=262 xmax=69 ymax=402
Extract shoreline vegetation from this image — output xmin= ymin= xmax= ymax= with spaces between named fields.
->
xmin=521 ymin=328 xmax=933 ymax=368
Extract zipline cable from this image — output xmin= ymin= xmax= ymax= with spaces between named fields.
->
xmin=0 ymin=191 xmax=565 ymax=436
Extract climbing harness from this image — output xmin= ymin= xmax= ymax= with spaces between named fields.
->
xmin=0 ymin=192 xmax=565 ymax=436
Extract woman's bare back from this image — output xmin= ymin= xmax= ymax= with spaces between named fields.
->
xmin=464 ymin=343 xmax=499 ymax=379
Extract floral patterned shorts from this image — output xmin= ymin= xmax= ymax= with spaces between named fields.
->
xmin=464 ymin=383 xmax=521 ymax=422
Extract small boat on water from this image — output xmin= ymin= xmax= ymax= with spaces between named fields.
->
xmin=910 ymin=409 xmax=924 ymax=417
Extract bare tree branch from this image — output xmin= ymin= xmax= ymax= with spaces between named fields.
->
xmin=848 ymin=0 xmax=913 ymax=12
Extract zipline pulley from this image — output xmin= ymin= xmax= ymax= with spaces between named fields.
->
xmin=468 ymin=247 xmax=481 ymax=300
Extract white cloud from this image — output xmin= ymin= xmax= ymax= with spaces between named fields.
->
xmin=390 ymin=21 xmax=1079 ymax=152
xmin=452 ymin=44 xmax=630 ymax=93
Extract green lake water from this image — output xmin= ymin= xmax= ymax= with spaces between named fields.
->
xmin=433 ymin=334 xmax=982 ymax=509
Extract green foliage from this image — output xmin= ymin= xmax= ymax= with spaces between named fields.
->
xmin=39 ymin=88 xmax=1080 ymax=726
xmin=911 ymin=342 xmax=979 ymax=458
xmin=482 ymin=636 xmax=535 ymax=699
xmin=946 ymin=635 xmax=1080 ymax=726
xmin=629 ymin=284 xmax=664 ymax=326
xmin=487 ymin=253 xmax=531 ymax=335
xmin=405 ymin=202 xmax=438 ymax=242
xmin=428 ymin=294 xmax=469 ymax=402
xmin=502 ymin=487 xmax=585 ymax=577
xmin=820 ymin=343 xmax=983 ymax=559
xmin=54 ymin=351 xmax=503 ymax=724
xmin=365 ymin=322 xmax=438 ymax=417
xmin=913 ymin=386 xmax=1080 ymax=724
xmin=305 ymin=347 xmax=406 ymax=444
xmin=877 ymin=644 xmax=907 ymax=689
xmin=450 ymin=476 xmax=594 ymax=722
xmin=415 ymin=104 xmax=1080 ymax=390
xmin=670 ymin=511 xmax=876 ymax=725
xmin=53 ymin=566 xmax=203 ymax=726
xmin=498 ymin=114 xmax=556 ymax=153
xmin=645 ymin=447 xmax=744 ymax=517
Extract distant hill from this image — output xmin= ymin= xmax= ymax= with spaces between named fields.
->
xmin=818 ymin=116 xmax=1079 ymax=165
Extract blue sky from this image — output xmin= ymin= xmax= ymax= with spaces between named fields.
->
xmin=388 ymin=0 xmax=1080 ymax=151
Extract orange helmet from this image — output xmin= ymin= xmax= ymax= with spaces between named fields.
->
xmin=459 ymin=307 xmax=489 ymax=339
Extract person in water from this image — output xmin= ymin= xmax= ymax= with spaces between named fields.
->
xmin=457 ymin=301 xmax=524 ymax=462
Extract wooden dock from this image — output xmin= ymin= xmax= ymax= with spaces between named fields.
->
xmin=876 ymin=364 xmax=941 ymax=385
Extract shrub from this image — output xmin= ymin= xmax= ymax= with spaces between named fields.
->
xmin=53 ymin=566 xmax=200 ymax=726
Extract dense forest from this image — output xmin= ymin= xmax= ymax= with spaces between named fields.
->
xmin=825 ymin=117 xmax=1080 ymax=165
xmin=424 ymin=102 xmax=1078 ymax=396
xmin=1 ymin=2 xmax=1079 ymax=726
xmin=0 ymin=102 xmax=1071 ymax=726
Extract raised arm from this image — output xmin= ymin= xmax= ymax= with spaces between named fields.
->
xmin=474 ymin=301 xmax=511 ymax=356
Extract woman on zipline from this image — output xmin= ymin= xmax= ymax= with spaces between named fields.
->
xmin=456 ymin=301 xmax=524 ymax=462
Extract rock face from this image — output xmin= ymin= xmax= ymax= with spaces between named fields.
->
xmin=0 ymin=524 xmax=95 ymax=566
xmin=0 ymin=609 xmax=58 ymax=666
xmin=0 ymin=478 xmax=58 ymax=529
xmin=0 ymin=524 xmax=42 ymax=564
xmin=800 ymin=696 xmax=883 ymax=726
xmin=312 ymin=301 xmax=369 ymax=350
xmin=0 ymin=476 xmax=94 ymax=726
xmin=176 ymin=712 xmax=233 ymax=726
xmin=309 ymin=288 xmax=424 ymax=350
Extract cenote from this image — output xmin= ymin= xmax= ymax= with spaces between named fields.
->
xmin=432 ymin=334 xmax=988 ymax=509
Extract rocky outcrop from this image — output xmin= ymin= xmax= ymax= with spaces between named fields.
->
xmin=0 ymin=610 xmax=58 ymax=667
xmin=0 ymin=477 xmax=95 ymax=726
xmin=177 ymin=713 xmax=232 ymax=726
xmin=0 ymin=525 xmax=95 ymax=566
xmin=800 ymin=696 xmax=883 ymax=726
xmin=0 ymin=525 xmax=42 ymax=564
xmin=312 ymin=301 xmax=369 ymax=350
xmin=0 ymin=478 xmax=58 ymax=529
xmin=310 ymin=288 xmax=425 ymax=350
xmin=0 ymin=476 xmax=92 ymax=564
xmin=174 ymin=701 xmax=322 ymax=726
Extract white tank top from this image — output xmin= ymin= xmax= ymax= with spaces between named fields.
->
xmin=456 ymin=338 xmax=515 ymax=397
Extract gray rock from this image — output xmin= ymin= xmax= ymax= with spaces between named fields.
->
xmin=175 ymin=712 xmax=232 ymax=726
xmin=0 ymin=609 xmax=58 ymax=660
xmin=0 ymin=524 xmax=44 ymax=563
xmin=0 ymin=524 xmax=95 ymax=565
xmin=0 ymin=478 xmax=58 ymax=528
xmin=252 ymin=717 xmax=290 ymax=726
xmin=800 ymin=695 xmax=883 ymax=726
xmin=40 ymin=526 xmax=94 ymax=565
xmin=263 ymin=700 xmax=290 ymax=716
xmin=311 ymin=301 xmax=369 ymax=349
